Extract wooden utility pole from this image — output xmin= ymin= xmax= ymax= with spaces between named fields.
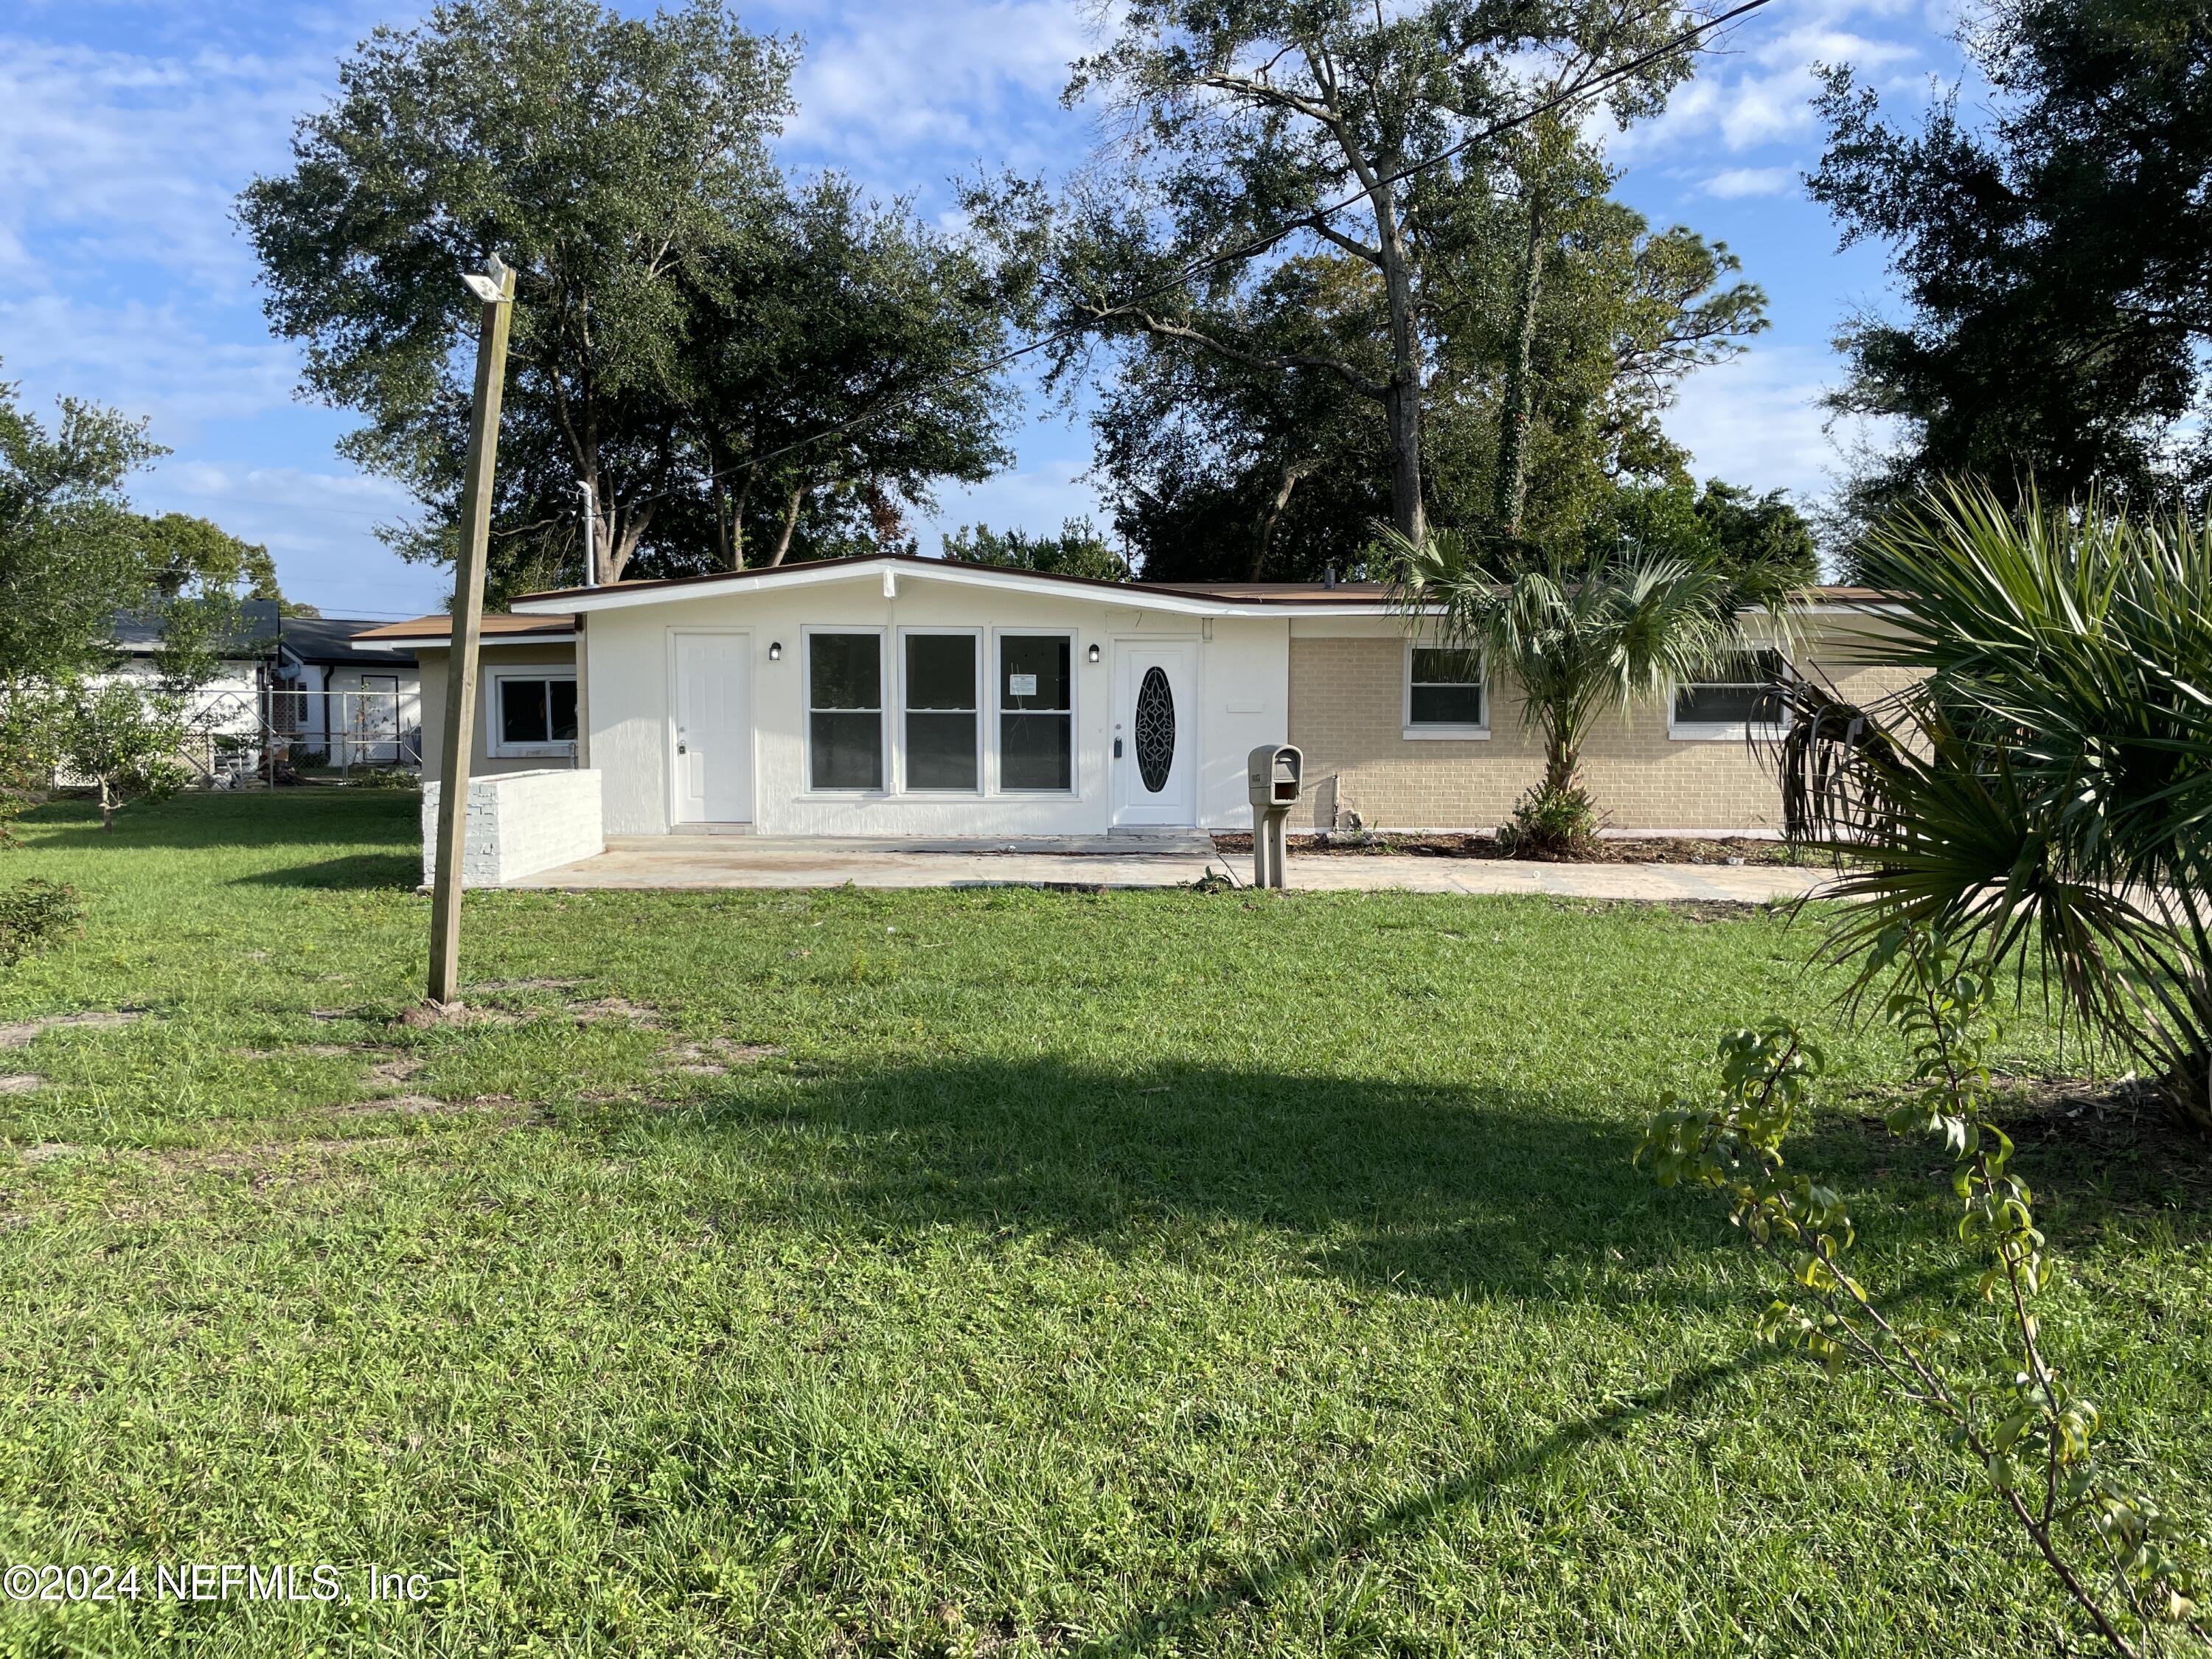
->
xmin=425 ymin=255 xmax=516 ymax=1008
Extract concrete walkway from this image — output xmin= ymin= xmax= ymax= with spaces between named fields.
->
xmin=508 ymin=835 xmax=1831 ymax=902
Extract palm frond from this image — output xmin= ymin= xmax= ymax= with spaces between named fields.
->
xmin=1793 ymin=478 xmax=2212 ymax=1128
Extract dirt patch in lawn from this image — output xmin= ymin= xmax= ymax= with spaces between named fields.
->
xmin=571 ymin=996 xmax=667 ymax=1028
xmin=1211 ymin=830 xmax=1853 ymax=868
xmin=0 ymin=1010 xmax=144 ymax=1048
xmin=664 ymin=1038 xmax=782 ymax=1076
xmin=1846 ymin=1074 xmax=2212 ymax=1208
xmin=0 ymin=1075 xmax=43 ymax=1094
xmin=332 ymin=1093 xmax=530 ymax=1121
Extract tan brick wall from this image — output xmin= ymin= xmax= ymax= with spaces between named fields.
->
xmin=1286 ymin=636 xmax=1919 ymax=832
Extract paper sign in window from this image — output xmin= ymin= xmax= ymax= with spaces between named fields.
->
xmin=1008 ymin=673 xmax=1037 ymax=697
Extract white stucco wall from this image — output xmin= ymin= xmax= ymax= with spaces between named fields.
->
xmin=574 ymin=571 xmax=1295 ymax=837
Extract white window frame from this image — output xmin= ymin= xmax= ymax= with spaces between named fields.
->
xmin=1669 ymin=647 xmax=1792 ymax=742
xmin=801 ymin=625 xmax=889 ymax=796
xmin=990 ymin=627 xmax=1079 ymax=796
xmin=896 ymin=626 xmax=984 ymax=796
xmin=484 ymin=664 xmax=579 ymax=758
xmin=1401 ymin=639 xmax=1489 ymax=740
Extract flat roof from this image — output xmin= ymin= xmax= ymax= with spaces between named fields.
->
xmin=352 ymin=613 xmax=578 ymax=649
xmin=504 ymin=552 xmax=1891 ymax=619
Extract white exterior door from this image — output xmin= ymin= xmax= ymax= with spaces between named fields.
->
xmin=673 ymin=632 xmax=753 ymax=824
xmin=1112 ymin=641 xmax=1197 ymax=827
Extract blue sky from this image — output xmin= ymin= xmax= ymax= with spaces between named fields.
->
xmin=0 ymin=0 xmax=1962 ymax=618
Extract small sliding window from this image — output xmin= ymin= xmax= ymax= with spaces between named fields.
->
xmin=807 ymin=632 xmax=883 ymax=790
xmin=999 ymin=634 xmax=1072 ymax=792
xmin=904 ymin=632 xmax=979 ymax=792
xmin=490 ymin=671 xmax=577 ymax=757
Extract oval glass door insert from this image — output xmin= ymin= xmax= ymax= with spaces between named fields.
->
xmin=1134 ymin=665 xmax=1175 ymax=793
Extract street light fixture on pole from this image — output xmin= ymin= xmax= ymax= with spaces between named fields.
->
xmin=425 ymin=254 xmax=516 ymax=1009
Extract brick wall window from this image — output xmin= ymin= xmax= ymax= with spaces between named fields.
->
xmin=1402 ymin=643 xmax=1486 ymax=737
xmin=1671 ymin=648 xmax=1788 ymax=739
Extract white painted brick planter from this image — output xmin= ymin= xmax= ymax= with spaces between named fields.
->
xmin=422 ymin=769 xmax=603 ymax=888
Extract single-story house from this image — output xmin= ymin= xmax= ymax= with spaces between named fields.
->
xmin=361 ymin=554 xmax=1908 ymax=838
xmin=274 ymin=615 xmax=423 ymax=768
xmin=99 ymin=603 xmax=427 ymax=779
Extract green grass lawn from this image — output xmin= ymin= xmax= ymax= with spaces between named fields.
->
xmin=0 ymin=790 xmax=2203 ymax=1657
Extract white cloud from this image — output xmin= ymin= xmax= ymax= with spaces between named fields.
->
xmin=1607 ymin=2 xmax=1936 ymax=164
xmin=779 ymin=0 xmax=1094 ymax=191
xmin=0 ymin=37 xmax=341 ymax=295
xmin=146 ymin=460 xmax=448 ymax=619
xmin=0 ymin=293 xmax=301 ymax=434
xmin=1660 ymin=345 xmax=1846 ymax=497
xmin=1705 ymin=165 xmax=1797 ymax=198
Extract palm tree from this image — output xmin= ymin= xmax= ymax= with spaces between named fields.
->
xmin=1784 ymin=481 xmax=2212 ymax=1132
xmin=1380 ymin=526 xmax=1733 ymax=857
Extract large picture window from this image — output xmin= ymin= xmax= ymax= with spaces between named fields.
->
xmin=1405 ymin=646 xmax=1484 ymax=730
xmin=808 ymin=632 xmax=883 ymax=790
xmin=489 ymin=671 xmax=577 ymax=756
xmin=999 ymin=634 xmax=1072 ymax=791
xmin=904 ymin=632 xmax=978 ymax=792
xmin=1672 ymin=649 xmax=1787 ymax=734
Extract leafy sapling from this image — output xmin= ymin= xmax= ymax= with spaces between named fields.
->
xmin=1638 ymin=924 xmax=2206 ymax=1658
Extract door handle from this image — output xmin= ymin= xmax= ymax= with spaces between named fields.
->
xmin=677 ymin=743 xmax=686 ymax=754
xmin=1113 ymin=737 xmax=1123 ymax=759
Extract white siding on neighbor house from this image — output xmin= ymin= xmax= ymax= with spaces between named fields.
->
xmin=422 ymin=768 xmax=603 ymax=887
xmin=577 ymin=575 xmax=1293 ymax=837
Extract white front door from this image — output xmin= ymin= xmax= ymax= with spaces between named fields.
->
xmin=1112 ymin=641 xmax=1197 ymax=826
xmin=672 ymin=632 xmax=753 ymax=824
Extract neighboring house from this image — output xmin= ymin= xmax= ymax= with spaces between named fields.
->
xmin=274 ymin=615 xmax=423 ymax=768
xmin=364 ymin=553 xmax=1908 ymax=838
xmin=108 ymin=597 xmax=281 ymax=698
xmin=351 ymin=613 xmax=582 ymax=780
xmin=103 ymin=603 xmax=426 ymax=777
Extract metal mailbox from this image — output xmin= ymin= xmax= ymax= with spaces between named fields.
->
xmin=1245 ymin=742 xmax=1303 ymax=888
xmin=1248 ymin=744 xmax=1303 ymax=807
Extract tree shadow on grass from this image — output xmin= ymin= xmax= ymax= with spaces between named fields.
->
xmin=232 ymin=852 xmax=422 ymax=891
xmin=638 ymin=1056 xmax=1979 ymax=1312
xmin=1070 ymin=1344 xmax=1784 ymax=1655
xmin=18 ymin=790 xmax=419 ymax=852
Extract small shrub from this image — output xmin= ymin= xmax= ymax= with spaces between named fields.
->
xmin=1498 ymin=781 xmax=1601 ymax=860
xmin=1638 ymin=925 xmax=2208 ymax=1655
xmin=345 ymin=767 xmax=421 ymax=790
xmin=0 ymin=879 xmax=83 ymax=967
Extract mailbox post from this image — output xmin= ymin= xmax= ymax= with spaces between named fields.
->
xmin=1246 ymin=743 xmax=1304 ymax=888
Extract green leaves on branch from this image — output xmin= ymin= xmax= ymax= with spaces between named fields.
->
xmin=240 ymin=0 xmax=1017 ymax=595
xmin=1638 ymin=924 xmax=2207 ymax=1657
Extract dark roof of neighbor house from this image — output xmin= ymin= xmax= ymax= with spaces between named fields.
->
xmin=279 ymin=615 xmax=422 ymax=667
xmin=352 ymin=613 xmax=579 ymax=647
xmin=111 ymin=598 xmax=282 ymax=656
xmin=503 ymin=551 xmax=1891 ymax=612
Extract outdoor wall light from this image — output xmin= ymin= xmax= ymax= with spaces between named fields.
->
xmin=1087 ymin=642 xmax=1101 ymax=664
xmin=768 ymin=641 xmax=783 ymax=661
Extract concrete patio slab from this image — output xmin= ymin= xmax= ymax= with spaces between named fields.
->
xmin=505 ymin=835 xmax=1833 ymax=902
xmin=510 ymin=838 xmax=1222 ymax=891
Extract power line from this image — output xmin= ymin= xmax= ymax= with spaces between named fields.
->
xmin=644 ymin=0 xmax=1777 ymax=505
